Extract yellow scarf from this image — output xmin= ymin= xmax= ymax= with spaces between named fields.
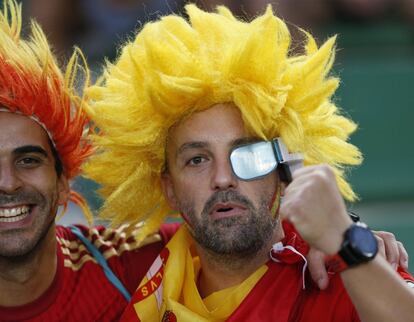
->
xmin=131 ymin=226 xmax=268 ymax=321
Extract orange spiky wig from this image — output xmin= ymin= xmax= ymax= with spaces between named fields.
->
xmin=0 ymin=1 xmax=93 ymax=216
xmin=84 ymin=5 xmax=362 ymax=242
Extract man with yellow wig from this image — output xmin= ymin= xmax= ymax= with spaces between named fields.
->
xmin=0 ymin=1 xmax=181 ymax=320
xmin=85 ymin=4 xmax=414 ymax=321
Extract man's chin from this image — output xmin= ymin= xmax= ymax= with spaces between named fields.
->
xmin=0 ymin=221 xmax=54 ymax=259
xmin=191 ymin=207 xmax=276 ymax=258
xmin=195 ymin=230 xmax=265 ymax=256
xmin=0 ymin=243 xmax=37 ymax=258
xmin=205 ymin=241 xmax=265 ymax=260
xmin=210 ymin=215 xmax=248 ymax=228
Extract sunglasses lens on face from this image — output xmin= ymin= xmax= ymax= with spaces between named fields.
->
xmin=230 ymin=141 xmax=278 ymax=180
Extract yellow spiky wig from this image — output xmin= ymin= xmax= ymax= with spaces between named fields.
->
xmin=84 ymin=4 xmax=362 ymax=242
xmin=0 ymin=0 xmax=93 ymax=217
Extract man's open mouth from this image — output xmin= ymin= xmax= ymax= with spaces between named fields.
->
xmin=209 ymin=203 xmax=247 ymax=220
xmin=0 ymin=205 xmax=31 ymax=223
xmin=217 ymin=207 xmax=233 ymax=212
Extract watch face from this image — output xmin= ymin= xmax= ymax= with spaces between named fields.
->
xmin=349 ymin=225 xmax=378 ymax=258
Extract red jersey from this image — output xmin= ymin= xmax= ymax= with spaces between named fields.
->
xmin=229 ymin=261 xmax=414 ymax=321
xmin=120 ymin=222 xmax=414 ymax=322
xmin=227 ymin=261 xmax=360 ymax=321
xmin=0 ymin=223 xmax=179 ymax=322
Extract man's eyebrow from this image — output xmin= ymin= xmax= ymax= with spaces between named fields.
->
xmin=13 ymin=145 xmax=49 ymax=158
xmin=177 ymin=141 xmax=209 ymax=155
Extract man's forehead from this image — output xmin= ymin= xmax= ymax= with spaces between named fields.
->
xmin=167 ymin=103 xmax=247 ymax=147
xmin=0 ymin=111 xmax=51 ymax=151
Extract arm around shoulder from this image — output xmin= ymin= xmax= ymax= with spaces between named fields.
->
xmin=341 ymin=255 xmax=414 ymax=322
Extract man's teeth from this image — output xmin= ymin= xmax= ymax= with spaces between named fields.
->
xmin=0 ymin=206 xmax=30 ymax=222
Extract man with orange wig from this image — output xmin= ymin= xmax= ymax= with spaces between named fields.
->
xmin=85 ymin=4 xmax=414 ymax=321
xmin=0 ymin=1 xmax=180 ymax=320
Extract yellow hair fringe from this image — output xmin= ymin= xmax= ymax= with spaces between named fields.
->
xmin=84 ymin=5 xmax=362 ymax=243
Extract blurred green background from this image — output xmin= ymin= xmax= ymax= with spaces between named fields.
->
xmin=330 ymin=22 xmax=414 ymax=273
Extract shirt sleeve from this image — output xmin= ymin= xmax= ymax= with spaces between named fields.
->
xmin=397 ymin=266 xmax=414 ymax=288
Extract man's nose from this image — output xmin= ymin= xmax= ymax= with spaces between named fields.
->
xmin=210 ymin=156 xmax=239 ymax=191
xmin=0 ymin=163 xmax=23 ymax=194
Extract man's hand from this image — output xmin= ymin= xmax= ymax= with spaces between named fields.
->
xmin=280 ymin=164 xmax=411 ymax=289
xmin=306 ymin=231 xmax=409 ymax=290
xmin=373 ymin=230 xmax=409 ymax=271
xmin=280 ymin=165 xmax=352 ymax=255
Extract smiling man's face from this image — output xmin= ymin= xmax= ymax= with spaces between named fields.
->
xmin=0 ymin=112 xmax=68 ymax=257
xmin=162 ymin=103 xmax=280 ymax=256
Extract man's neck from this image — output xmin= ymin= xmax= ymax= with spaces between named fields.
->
xmin=196 ymin=227 xmax=284 ymax=298
xmin=0 ymin=225 xmax=57 ymax=307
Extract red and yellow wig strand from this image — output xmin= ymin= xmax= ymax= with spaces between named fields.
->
xmin=0 ymin=0 xmax=93 ymax=219
xmin=0 ymin=0 xmax=92 ymax=179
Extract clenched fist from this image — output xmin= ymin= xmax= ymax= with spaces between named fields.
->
xmin=279 ymin=165 xmax=353 ymax=255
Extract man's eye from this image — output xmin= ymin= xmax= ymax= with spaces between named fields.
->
xmin=17 ymin=157 xmax=41 ymax=167
xmin=187 ymin=156 xmax=206 ymax=166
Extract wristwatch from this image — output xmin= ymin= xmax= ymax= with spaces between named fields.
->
xmin=326 ymin=222 xmax=378 ymax=273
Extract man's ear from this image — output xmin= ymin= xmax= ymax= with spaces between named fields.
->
xmin=161 ymin=171 xmax=179 ymax=211
xmin=57 ymin=175 xmax=70 ymax=205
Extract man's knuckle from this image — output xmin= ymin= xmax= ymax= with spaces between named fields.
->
xmin=383 ymin=231 xmax=396 ymax=241
xmin=312 ymin=171 xmax=327 ymax=186
xmin=377 ymin=237 xmax=385 ymax=247
xmin=313 ymin=167 xmax=334 ymax=186
xmin=320 ymin=164 xmax=333 ymax=175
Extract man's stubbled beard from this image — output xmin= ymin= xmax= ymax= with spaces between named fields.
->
xmin=0 ymin=189 xmax=56 ymax=258
xmin=180 ymin=190 xmax=277 ymax=259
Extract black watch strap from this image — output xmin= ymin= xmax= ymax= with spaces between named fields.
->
xmin=326 ymin=222 xmax=378 ymax=273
